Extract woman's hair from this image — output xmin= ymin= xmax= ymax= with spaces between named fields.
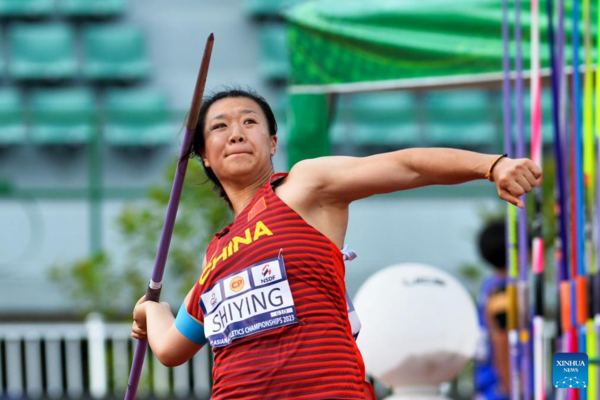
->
xmin=183 ymin=86 xmax=278 ymax=204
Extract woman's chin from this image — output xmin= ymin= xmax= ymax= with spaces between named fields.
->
xmin=223 ymin=161 xmax=265 ymax=179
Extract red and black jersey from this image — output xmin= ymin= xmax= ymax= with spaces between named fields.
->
xmin=187 ymin=173 xmax=369 ymax=400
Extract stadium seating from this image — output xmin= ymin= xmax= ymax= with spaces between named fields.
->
xmin=511 ymin=89 xmax=554 ymax=145
xmin=59 ymin=0 xmax=127 ymax=19
xmin=30 ymin=88 xmax=96 ymax=145
xmin=333 ymin=92 xmax=420 ymax=147
xmin=8 ymin=23 xmax=78 ymax=81
xmin=423 ymin=90 xmax=497 ymax=148
xmin=82 ymin=24 xmax=151 ymax=82
xmin=0 ymin=0 xmax=54 ymax=19
xmin=103 ymin=88 xmax=172 ymax=146
xmin=245 ymin=0 xmax=303 ymax=18
xmin=0 ymin=37 xmax=5 ymax=76
xmin=0 ymin=88 xmax=25 ymax=145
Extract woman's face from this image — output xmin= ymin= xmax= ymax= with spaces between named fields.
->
xmin=202 ymin=97 xmax=277 ymax=184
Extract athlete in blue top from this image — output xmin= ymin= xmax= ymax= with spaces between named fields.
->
xmin=475 ymin=221 xmax=510 ymax=400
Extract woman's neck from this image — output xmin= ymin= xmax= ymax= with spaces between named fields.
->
xmin=224 ymin=168 xmax=274 ymax=217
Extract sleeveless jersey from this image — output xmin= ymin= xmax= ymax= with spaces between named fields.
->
xmin=187 ymin=173 xmax=369 ymax=400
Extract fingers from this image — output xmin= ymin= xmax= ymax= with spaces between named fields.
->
xmin=527 ymin=159 xmax=543 ymax=180
xmin=494 ymin=158 xmax=543 ymax=208
xmin=515 ymin=159 xmax=543 ymax=195
xmin=132 ymin=331 xmax=147 ymax=340
xmin=516 ymin=175 xmax=532 ymax=193
xmin=503 ymin=178 xmax=526 ymax=196
xmin=131 ymin=321 xmax=147 ymax=340
xmin=497 ymin=175 xmax=527 ymax=209
xmin=135 ymin=295 xmax=147 ymax=307
xmin=525 ymin=160 xmax=543 ymax=187
xmin=496 ymin=177 xmax=525 ymax=208
xmin=499 ymin=188 xmax=524 ymax=209
xmin=132 ymin=295 xmax=149 ymax=339
xmin=523 ymin=168 xmax=538 ymax=188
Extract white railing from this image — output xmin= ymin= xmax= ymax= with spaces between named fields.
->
xmin=0 ymin=313 xmax=213 ymax=399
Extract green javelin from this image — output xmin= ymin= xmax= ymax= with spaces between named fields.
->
xmin=583 ymin=0 xmax=597 ymax=397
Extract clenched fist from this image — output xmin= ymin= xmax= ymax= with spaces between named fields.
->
xmin=132 ymin=295 xmax=171 ymax=340
xmin=491 ymin=157 xmax=542 ymax=209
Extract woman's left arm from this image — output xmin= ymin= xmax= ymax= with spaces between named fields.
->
xmin=287 ymin=148 xmax=541 ymax=208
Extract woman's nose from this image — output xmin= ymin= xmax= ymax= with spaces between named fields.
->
xmin=229 ymin=127 xmax=245 ymax=143
xmin=229 ymin=135 xmax=244 ymax=144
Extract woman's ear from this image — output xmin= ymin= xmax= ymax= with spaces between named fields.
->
xmin=270 ymin=135 xmax=278 ymax=156
xmin=200 ymin=150 xmax=210 ymax=168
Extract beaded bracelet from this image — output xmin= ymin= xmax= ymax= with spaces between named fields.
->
xmin=484 ymin=153 xmax=508 ymax=182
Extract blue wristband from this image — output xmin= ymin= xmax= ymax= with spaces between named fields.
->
xmin=175 ymin=303 xmax=207 ymax=346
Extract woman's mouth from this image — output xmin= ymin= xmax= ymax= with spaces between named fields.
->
xmin=226 ymin=151 xmax=251 ymax=157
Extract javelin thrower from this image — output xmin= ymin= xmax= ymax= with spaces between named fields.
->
xmin=131 ymin=53 xmax=542 ymax=400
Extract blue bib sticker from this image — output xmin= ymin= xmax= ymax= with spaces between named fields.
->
xmin=199 ymin=255 xmax=297 ymax=347
xmin=553 ymin=352 xmax=588 ymax=389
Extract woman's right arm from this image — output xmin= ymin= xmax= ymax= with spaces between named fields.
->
xmin=132 ymin=290 xmax=205 ymax=367
xmin=132 ymin=258 xmax=207 ymax=367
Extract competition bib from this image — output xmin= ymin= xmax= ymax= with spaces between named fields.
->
xmin=199 ymin=255 xmax=298 ymax=347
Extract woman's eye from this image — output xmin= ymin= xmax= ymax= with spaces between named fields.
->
xmin=212 ymin=123 xmax=226 ymax=130
xmin=244 ymin=119 xmax=257 ymax=125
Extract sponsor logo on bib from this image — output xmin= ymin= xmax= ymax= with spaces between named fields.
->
xmin=230 ymin=276 xmax=245 ymax=292
xmin=262 ymin=264 xmax=271 ymax=276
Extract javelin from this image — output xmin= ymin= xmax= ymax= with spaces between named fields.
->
xmin=571 ymin=2 xmax=588 ymax=392
xmin=581 ymin=0 xmax=596 ymax=398
xmin=501 ymin=0 xmax=521 ymax=398
xmin=514 ymin=0 xmax=532 ymax=398
xmin=529 ymin=0 xmax=545 ymax=397
xmin=546 ymin=0 xmax=569 ymax=374
xmin=124 ymin=32 xmax=214 ymax=400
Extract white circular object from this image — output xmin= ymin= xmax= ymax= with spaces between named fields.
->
xmin=355 ymin=263 xmax=478 ymax=388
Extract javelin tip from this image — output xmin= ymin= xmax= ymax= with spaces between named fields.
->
xmin=208 ymin=32 xmax=214 ymax=41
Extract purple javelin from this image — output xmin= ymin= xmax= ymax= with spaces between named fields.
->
xmin=124 ymin=33 xmax=214 ymax=400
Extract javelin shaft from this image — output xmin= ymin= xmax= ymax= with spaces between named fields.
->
xmin=514 ymin=1 xmax=532 ymax=398
xmin=595 ymin=0 xmax=600 ymax=395
xmin=581 ymin=0 xmax=597 ymax=398
xmin=570 ymin=3 xmax=587 ymax=400
xmin=546 ymin=0 xmax=569 ymax=359
xmin=573 ymin=0 xmax=585 ymax=282
xmin=501 ymin=2 xmax=520 ymax=399
xmin=124 ymin=33 xmax=214 ymax=400
xmin=530 ymin=0 xmax=544 ymax=398
xmin=501 ymin=0 xmax=520 ymax=397
xmin=572 ymin=0 xmax=588 ymax=379
xmin=554 ymin=6 xmax=571 ymax=400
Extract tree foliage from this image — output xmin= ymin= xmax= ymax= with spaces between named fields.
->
xmin=49 ymin=158 xmax=231 ymax=318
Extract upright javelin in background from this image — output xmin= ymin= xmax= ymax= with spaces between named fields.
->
xmin=529 ymin=0 xmax=545 ymax=398
xmin=581 ymin=0 xmax=597 ymax=397
xmin=570 ymin=2 xmax=588 ymax=399
xmin=124 ymin=33 xmax=215 ymax=400
xmin=514 ymin=0 xmax=532 ymax=398
xmin=545 ymin=1 xmax=570 ymax=400
xmin=595 ymin=0 xmax=600 ymax=392
xmin=502 ymin=0 xmax=521 ymax=398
